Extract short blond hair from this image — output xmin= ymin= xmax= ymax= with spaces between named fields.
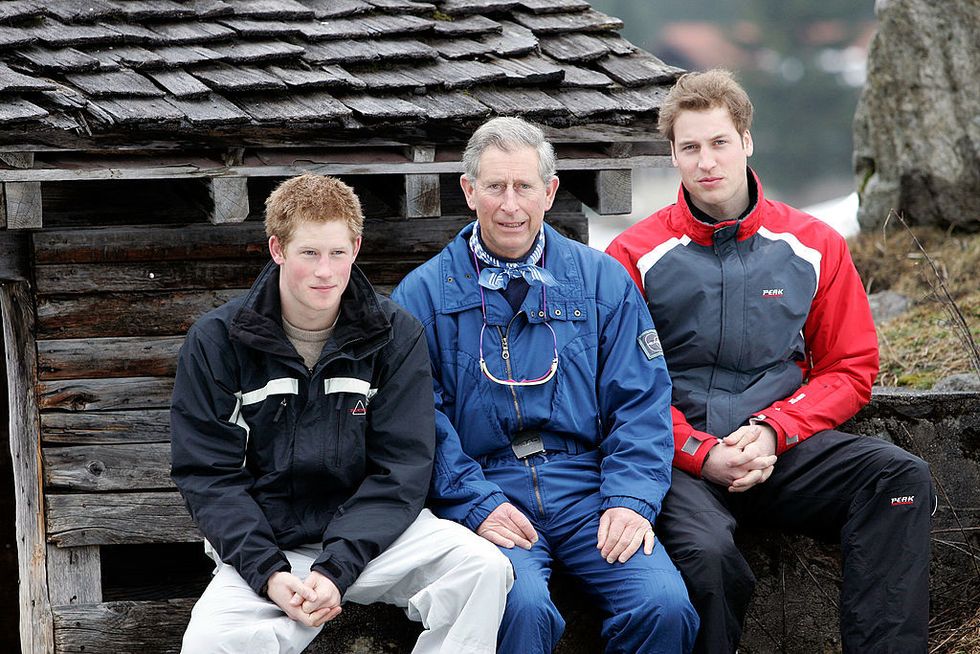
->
xmin=264 ymin=174 xmax=364 ymax=248
xmin=658 ymin=69 xmax=754 ymax=143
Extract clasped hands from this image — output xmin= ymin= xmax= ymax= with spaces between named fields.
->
xmin=477 ymin=502 xmax=655 ymax=565
xmin=702 ymin=424 xmax=778 ymax=493
xmin=267 ymin=570 xmax=342 ymax=628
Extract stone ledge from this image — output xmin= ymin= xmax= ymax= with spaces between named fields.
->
xmin=304 ymin=390 xmax=980 ymax=653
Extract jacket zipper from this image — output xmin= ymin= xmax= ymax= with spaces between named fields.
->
xmin=498 ymin=315 xmax=546 ymax=520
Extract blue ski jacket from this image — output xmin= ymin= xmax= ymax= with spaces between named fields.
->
xmin=392 ymin=223 xmax=674 ymax=531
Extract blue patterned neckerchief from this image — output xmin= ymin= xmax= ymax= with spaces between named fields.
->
xmin=468 ymin=222 xmax=558 ymax=290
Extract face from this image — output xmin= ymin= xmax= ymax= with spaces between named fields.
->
xmin=671 ymin=105 xmax=754 ymax=221
xmin=269 ymin=219 xmax=361 ymax=330
xmin=461 ymin=145 xmax=559 ymax=260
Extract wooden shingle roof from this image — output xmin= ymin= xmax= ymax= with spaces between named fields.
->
xmin=0 ymin=0 xmax=682 ymax=147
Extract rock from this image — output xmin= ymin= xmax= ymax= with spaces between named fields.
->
xmin=933 ymin=372 xmax=980 ymax=392
xmin=868 ymin=289 xmax=910 ymax=323
xmin=853 ymin=0 xmax=980 ymax=231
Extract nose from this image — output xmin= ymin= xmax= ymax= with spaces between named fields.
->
xmin=314 ymin=257 xmax=334 ymax=278
xmin=500 ymin=185 xmax=519 ymax=213
xmin=698 ymin=151 xmax=715 ymax=171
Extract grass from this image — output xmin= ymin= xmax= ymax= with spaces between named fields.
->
xmin=848 ymin=225 xmax=980 ymax=388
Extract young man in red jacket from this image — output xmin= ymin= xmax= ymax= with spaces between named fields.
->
xmin=606 ymin=70 xmax=934 ymax=654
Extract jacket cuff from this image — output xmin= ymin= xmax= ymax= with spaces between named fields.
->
xmin=462 ymin=491 xmax=509 ymax=532
xmin=675 ymin=431 xmax=720 ymax=477
xmin=600 ymin=496 xmax=657 ymax=525
xmin=253 ymin=551 xmax=291 ymax=598
xmin=751 ymin=413 xmax=798 ymax=455
xmin=310 ymin=552 xmax=355 ymax=596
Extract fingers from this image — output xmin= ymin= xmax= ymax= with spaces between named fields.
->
xmin=309 ymin=606 xmax=342 ymax=627
xmin=723 ymin=425 xmax=760 ymax=449
xmin=729 ymin=462 xmax=776 ymax=493
xmin=643 ymin=529 xmax=656 ymax=556
xmin=507 ymin=506 xmax=539 ymax=546
xmin=614 ymin=526 xmax=645 ymax=563
xmin=596 ymin=511 xmax=610 ymax=550
xmin=477 ymin=527 xmax=517 ymax=549
xmin=598 ymin=516 xmax=626 ymax=560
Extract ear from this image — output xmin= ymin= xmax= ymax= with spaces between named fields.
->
xmin=542 ymin=175 xmax=560 ymax=211
xmin=351 ymin=235 xmax=362 ymax=262
xmin=269 ymin=235 xmax=286 ymax=264
xmin=669 ymin=141 xmax=678 ymax=167
xmin=460 ymin=174 xmax=477 ymax=210
xmin=743 ymin=130 xmax=754 ymax=157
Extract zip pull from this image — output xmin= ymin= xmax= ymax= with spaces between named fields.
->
xmin=273 ymin=398 xmax=287 ymax=423
xmin=500 ymin=335 xmax=510 ymax=360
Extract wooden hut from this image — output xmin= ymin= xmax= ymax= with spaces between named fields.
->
xmin=0 ymin=1 xmax=680 ymax=651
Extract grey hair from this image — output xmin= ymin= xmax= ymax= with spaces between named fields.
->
xmin=462 ymin=116 xmax=557 ymax=183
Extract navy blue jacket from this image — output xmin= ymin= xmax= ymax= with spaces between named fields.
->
xmin=171 ymin=260 xmax=435 ymax=596
xmin=392 ymin=223 xmax=674 ymax=531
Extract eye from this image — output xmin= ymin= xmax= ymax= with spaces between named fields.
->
xmin=330 ymin=249 xmax=346 ymax=257
xmin=682 ymin=144 xmax=697 ymax=152
xmin=301 ymin=249 xmax=317 ymax=256
xmin=714 ymin=139 xmax=728 ymax=146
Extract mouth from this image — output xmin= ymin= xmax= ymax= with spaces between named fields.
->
xmin=496 ymin=219 xmax=527 ymax=230
xmin=698 ymin=176 xmax=723 ymax=185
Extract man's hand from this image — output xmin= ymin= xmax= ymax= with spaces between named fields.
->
xmin=266 ymin=571 xmax=321 ymax=626
xmin=297 ymin=571 xmax=343 ymax=627
xmin=702 ymin=424 xmax=778 ymax=493
xmin=477 ymin=502 xmax=538 ymax=549
xmin=597 ymin=507 xmax=655 ymax=564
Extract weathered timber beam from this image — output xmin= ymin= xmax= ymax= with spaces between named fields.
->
xmin=403 ymin=146 xmax=440 ymax=218
xmin=33 ymin=258 xmax=420 ymax=295
xmin=37 ymin=289 xmax=243 ymax=339
xmin=0 ymin=229 xmax=30 ymax=281
xmin=39 ymin=376 xmax=174 ymax=411
xmin=47 ymin=545 xmax=102 ymax=605
xmin=53 ymin=598 xmax=195 ymax=654
xmin=208 ymin=177 xmax=250 ymax=224
xmin=43 ymin=443 xmax=175 ymax=492
xmin=47 ymin=492 xmax=198 ymax=547
xmin=0 ymin=152 xmax=34 ymax=168
xmin=2 ymin=181 xmax=42 ymax=228
xmin=42 ymin=410 xmax=171 ymax=445
xmin=32 ymin=214 xmax=589 ymax=265
xmin=0 ymin=155 xmax=673 ymax=183
xmin=38 ymin=336 xmax=184 ymax=380
xmin=1 ymin=282 xmax=56 ymax=652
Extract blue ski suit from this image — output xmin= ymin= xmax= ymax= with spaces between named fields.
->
xmin=393 ymin=223 xmax=698 ymax=654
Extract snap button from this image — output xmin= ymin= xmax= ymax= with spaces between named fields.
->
xmin=554 ymin=309 xmax=562 ymax=316
xmin=538 ymin=310 xmax=545 ymax=318
xmin=447 ymin=276 xmax=454 ymax=283
xmin=573 ymin=309 xmax=581 ymax=317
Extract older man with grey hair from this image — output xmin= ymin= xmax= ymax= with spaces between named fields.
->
xmin=393 ymin=117 xmax=698 ymax=654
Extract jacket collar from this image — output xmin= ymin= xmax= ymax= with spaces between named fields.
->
xmin=670 ymin=167 xmax=766 ymax=246
xmin=230 ymin=259 xmax=391 ymax=363
xmin=437 ymin=222 xmax=585 ymax=325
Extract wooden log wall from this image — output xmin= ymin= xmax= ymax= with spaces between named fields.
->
xmin=23 ymin=171 xmax=588 ymax=653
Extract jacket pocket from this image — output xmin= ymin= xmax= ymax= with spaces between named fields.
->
xmin=326 ymin=392 xmax=368 ymax=480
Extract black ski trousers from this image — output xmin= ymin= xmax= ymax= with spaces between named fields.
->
xmin=657 ymin=430 xmax=933 ymax=654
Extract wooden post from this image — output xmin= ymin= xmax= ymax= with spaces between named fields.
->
xmin=3 ymin=182 xmax=43 ymax=229
xmin=208 ymin=177 xmax=250 ymax=224
xmin=46 ymin=545 xmax=102 ymax=606
xmin=1 ymin=282 xmax=55 ymax=653
xmin=403 ymin=146 xmax=440 ymax=218
xmin=595 ymin=143 xmax=632 ymax=215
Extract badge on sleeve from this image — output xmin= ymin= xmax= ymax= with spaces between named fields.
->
xmin=637 ymin=328 xmax=663 ymax=360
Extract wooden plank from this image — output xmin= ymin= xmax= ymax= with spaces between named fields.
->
xmin=209 ymin=177 xmax=250 ymax=224
xmin=3 ymin=181 xmax=42 ymax=228
xmin=596 ymin=53 xmax=684 ymax=87
xmin=53 ymin=598 xmax=195 ymax=654
xmin=0 ymin=152 xmax=34 ymax=168
xmin=37 ymin=336 xmax=183 ymax=380
xmin=37 ymin=289 xmax=243 ymax=339
xmin=43 ymin=443 xmax=175 ymax=492
xmin=34 ymin=259 xmax=418 ymax=295
xmin=1 ymin=282 xmax=56 ymax=653
xmin=46 ymin=492 xmax=199 ymax=546
xmin=46 ymin=545 xmax=102 ymax=605
xmin=0 ymin=155 xmax=674 ymax=182
xmin=42 ymin=410 xmax=171 ymax=445
xmin=38 ymin=377 xmax=175 ymax=412
xmin=404 ymin=146 xmax=440 ymax=218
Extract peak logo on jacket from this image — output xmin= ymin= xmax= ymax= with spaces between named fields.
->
xmin=351 ymin=400 xmax=367 ymax=416
xmin=761 ymin=288 xmax=784 ymax=298
xmin=891 ymin=495 xmax=915 ymax=506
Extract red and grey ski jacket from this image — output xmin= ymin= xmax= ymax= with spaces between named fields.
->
xmin=606 ymin=170 xmax=878 ymax=477
xmin=171 ymin=260 xmax=435 ymax=596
